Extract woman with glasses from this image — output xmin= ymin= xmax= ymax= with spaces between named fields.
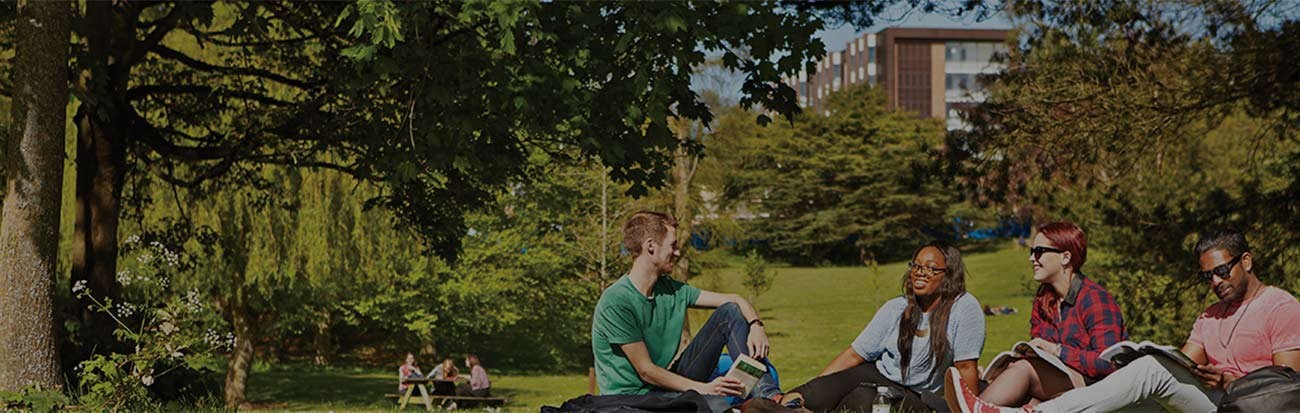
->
xmin=967 ymin=221 xmax=1127 ymax=408
xmin=779 ymin=241 xmax=985 ymax=412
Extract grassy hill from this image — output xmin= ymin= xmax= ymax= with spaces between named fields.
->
xmin=246 ymin=242 xmax=1037 ymax=411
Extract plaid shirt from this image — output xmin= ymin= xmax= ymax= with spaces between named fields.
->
xmin=1030 ymin=273 xmax=1128 ymax=379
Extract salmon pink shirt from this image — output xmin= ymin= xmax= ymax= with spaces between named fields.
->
xmin=1188 ymin=286 xmax=1300 ymax=378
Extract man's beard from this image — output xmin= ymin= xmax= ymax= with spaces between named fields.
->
xmin=660 ymin=260 xmax=675 ymax=274
xmin=1216 ymin=283 xmax=1245 ymax=302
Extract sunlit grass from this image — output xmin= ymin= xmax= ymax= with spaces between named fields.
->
xmin=244 ymin=242 xmax=1036 ymax=411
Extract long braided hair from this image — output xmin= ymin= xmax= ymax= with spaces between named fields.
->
xmin=896 ymin=241 xmax=968 ymax=382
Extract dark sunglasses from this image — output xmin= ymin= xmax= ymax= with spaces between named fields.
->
xmin=1198 ymin=253 xmax=1244 ymax=282
xmin=907 ymin=262 xmax=946 ymax=278
xmin=1030 ymin=246 xmax=1065 ymax=260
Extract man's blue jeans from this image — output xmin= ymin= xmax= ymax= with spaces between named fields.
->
xmin=648 ymin=302 xmax=780 ymax=412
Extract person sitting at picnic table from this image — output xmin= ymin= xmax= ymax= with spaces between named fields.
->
xmin=455 ymin=354 xmax=492 ymax=397
xmin=398 ymin=353 xmax=424 ymax=392
xmin=431 ymin=358 xmax=458 ymax=380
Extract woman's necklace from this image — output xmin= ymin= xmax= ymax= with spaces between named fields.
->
xmin=1219 ymin=284 xmax=1261 ymax=348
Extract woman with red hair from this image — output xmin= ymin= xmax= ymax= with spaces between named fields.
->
xmin=957 ymin=222 xmax=1127 ymax=408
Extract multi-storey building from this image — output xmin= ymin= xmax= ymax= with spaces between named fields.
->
xmin=786 ymin=27 xmax=1010 ymax=130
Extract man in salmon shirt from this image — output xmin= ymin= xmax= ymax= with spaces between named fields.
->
xmin=948 ymin=228 xmax=1300 ymax=412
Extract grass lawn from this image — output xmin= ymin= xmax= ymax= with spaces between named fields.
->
xmin=245 ymin=242 xmax=1037 ymax=411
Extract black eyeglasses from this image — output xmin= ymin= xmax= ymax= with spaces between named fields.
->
xmin=1198 ymin=253 xmax=1244 ymax=282
xmin=908 ymin=262 xmax=946 ymax=278
xmin=1030 ymin=246 xmax=1065 ymax=260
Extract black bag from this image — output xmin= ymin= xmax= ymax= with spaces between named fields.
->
xmin=1218 ymin=366 xmax=1300 ymax=412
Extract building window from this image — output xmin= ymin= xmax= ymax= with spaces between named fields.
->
xmin=868 ymin=46 xmax=876 ymax=63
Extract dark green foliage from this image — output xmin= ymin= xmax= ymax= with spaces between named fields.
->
xmin=721 ymin=84 xmax=952 ymax=265
xmin=325 ymin=1 xmax=826 ymax=257
xmin=0 ymin=385 xmax=70 ymax=413
xmin=962 ymin=0 xmax=1300 ymax=343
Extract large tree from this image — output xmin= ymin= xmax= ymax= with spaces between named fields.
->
xmin=0 ymin=0 xmax=996 ymax=394
xmin=4 ymin=0 xmax=826 ymax=362
xmin=960 ymin=0 xmax=1299 ymax=342
xmin=0 ymin=0 xmax=70 ymax=390
xmin=724 ymin=84 xmax=952 ymax=265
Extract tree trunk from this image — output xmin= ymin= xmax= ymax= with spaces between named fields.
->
xmin=0 ymin=0 xmax=70 ymax=391
xmin=68 ymin=0 xmax=131 ymax=359
xmin=224 ymin=304 xmax=256 ymax=409
xmin=670 ymin=130 xmax=698 ymax=350
xmin=313 ymin=311 xmax=331 ymax=365
xmin=671 ymin=143 xmax=694 ymax=282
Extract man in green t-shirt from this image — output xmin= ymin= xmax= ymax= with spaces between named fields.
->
xmin=591 ymin=211 xmax=779 ymax=410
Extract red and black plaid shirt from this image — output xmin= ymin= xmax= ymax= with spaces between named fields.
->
xmin=1030 ymin=273 xmax=1128 ymax=379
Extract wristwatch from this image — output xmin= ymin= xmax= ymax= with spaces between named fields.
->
xmin=748 ymin=319 xmax=765 ymax=328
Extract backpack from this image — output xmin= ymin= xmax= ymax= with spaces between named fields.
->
xmin=1218 ymin=366 xmax=1300 ymax=412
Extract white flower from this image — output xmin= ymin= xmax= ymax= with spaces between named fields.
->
xmin=116 ymin=269 xmax=133 ymax=286
xmin=72 ymin=280 xmax=88 ymax=294
xmin=115 ymin=302 xmax=136 ymax=318
xmin=204 ymin=329 xmax=222 ymax=347
xmin=171 ymin=351 xmax=184 ymax=359
xmin=141 ymin=375 xmax=154 ymax=386
xmin=162 ymin=248 xmax=180 ymax=267
xmin=160 ymin=321 xmax=177 ymax=335
xmin=186 ymin=289 xmax=203 ymax=313
xmin=124 ymin=234 xmax=141 ymax=245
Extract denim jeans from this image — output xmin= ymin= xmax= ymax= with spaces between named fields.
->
xmin=1035 ymin=355 xmax=1222 ymax=412
xmin=649 ymin=302 xmax=780 ymax=412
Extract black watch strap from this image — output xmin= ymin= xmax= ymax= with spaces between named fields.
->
xmin=748 ymin=319 xmax=764 ymax=328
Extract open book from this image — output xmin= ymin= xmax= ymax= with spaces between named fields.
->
xmin=725 ymin=354 xmax=768 ymax=397
xmin=982 ymin=341 xmax=1086 ymax=389
xmin=1099 ymin=341 xmax=1197 ymax=371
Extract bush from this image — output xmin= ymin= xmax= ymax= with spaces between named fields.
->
xmin=741 ymin=251 xmax=777 ymax=304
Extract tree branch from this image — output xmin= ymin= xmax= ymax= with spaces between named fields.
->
xmin=188 ymin=31 xmax=324 ymax=48
xmin=262 ymin=2 xmax=350 ymax=47
xmin=151 ymin=156 xmax=236 ymax=189
xmin=127 ymin=84 xmax=296 ymax=107
xmin=151 ymin=45 xmax=321 ymax=90
xmin=126 ymin=3 xmax=182 ymax=67
xmin=130 ymin=112 xmax=240 ymax=161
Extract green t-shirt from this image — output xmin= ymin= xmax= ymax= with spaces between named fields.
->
xmin=591 ymin=275 xmax=701 ymax=395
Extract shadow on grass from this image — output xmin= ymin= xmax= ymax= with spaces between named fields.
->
xmin=245 ymin=367 xmax=395 ymax=410
xmin=243 ymin=364 xmax=557 ymax=410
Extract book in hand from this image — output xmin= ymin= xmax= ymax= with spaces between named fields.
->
xmin=1099 ymin=340 xmax=1197 ymax=371
xmin=982 ymin=341 xmax=1086 ymax=389
xmin=724 ymin=354 xmax=768 ymax=397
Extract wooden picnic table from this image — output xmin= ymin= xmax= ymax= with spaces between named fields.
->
xmin=392 ymin=378 xmax=506 ymax=410
xmin=396 ymin=377 xmax=449 ymax=411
